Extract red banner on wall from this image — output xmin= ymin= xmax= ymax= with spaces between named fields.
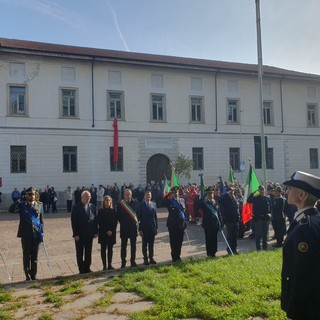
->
xmin=113 ymin=118 xmax=118 ymax=163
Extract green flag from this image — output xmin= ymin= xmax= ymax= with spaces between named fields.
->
xmin=228 ymin=166 xmax=236 ymax=184
xmin=171 ymin=166 xmax=179 ymax=188
xmin=163 ymin=175 xmax=171 ymax=197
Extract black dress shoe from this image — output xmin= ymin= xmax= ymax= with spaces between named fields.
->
xmin=108 ymin=265 xmax=115 ymax=270
xmin=143 ymin=260 xmax=149 ymax=265
xmin=149 ymin=259 xmax=157 ymax=264
xmin=121 ymin=263 xmax=126 ymax=268
xmin=130 ymin=261 xmax=138 ymax=267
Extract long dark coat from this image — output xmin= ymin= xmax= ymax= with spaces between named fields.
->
xmin=97 ymin=208 xmax=118 ymax=245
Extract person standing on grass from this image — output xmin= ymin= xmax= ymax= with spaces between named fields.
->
xmin=198 ymin=186 xmax=221 ymax=257
xmin=218 ymin=186 xmax=240 ymax=254
xmin=97 ymin=195 xmax=117 ymax=270
xmin=71 ymin=190 xmax=98 ymax=274
xmin=164 ymin=186 xmax=187 ymax=263
xmin=139 ymin=190 xmax=158 ymax=265
xmin=281 ymin=171 xmax=320 ymax=320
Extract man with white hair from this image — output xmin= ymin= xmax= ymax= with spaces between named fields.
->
xmin=71 ymin=190 xmax=98 ymax=274
xmin=281 ymin=171 xmax=320 ymax=320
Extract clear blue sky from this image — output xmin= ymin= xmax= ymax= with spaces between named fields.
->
xmin=1 ymin=0 xmax=319 ymax=74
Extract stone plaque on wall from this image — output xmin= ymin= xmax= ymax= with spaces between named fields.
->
xmin=145 ymin=137 xmax=172 ymax=148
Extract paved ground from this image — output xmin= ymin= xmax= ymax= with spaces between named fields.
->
xmin=0 ymin=207 xmax=275 ymax=285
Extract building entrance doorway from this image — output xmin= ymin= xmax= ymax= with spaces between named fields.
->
xmin=146 ymin=154 xmax=170 ymax=185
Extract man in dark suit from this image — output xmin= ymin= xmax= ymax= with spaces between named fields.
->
xmin=117 ymin=188 xmax=140 ymax=268
xmin=17 ymin=187 xmax=44 ymax=281
xmin=139 ymin=190 xmax=158 ymax=265
xmin=71 ymin=190 xmax=98 ymax=274
xmin=281 ymin=171 xmax=320 ymax=320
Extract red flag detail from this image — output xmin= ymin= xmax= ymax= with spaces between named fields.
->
xmin=113 ymin=118 xmax=118 ymax=163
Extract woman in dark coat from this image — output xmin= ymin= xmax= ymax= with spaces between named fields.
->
xmin=98 ymin=196 xmax=118 ymax=270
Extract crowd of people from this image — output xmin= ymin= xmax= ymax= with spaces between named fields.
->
xmin=12 ymin=171 xmax=320 ymax=319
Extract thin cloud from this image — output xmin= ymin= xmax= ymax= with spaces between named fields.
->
xmin=107 ymin=1 xmax=130 ymax=52
xmin=18 ymin=0 xmax=84 ymax=29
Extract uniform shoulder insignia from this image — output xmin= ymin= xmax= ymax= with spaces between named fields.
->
xmin=299 ymin=215 xmax=310 ymax=225
xmin=298 ymin=242 xmax=309 ymax=253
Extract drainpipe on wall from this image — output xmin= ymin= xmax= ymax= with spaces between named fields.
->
xmin=91 ymin=57 xmax=95 ymax=128
xmin=280 ymin=76 xmax=284 ymax=133
xmin=215 ymin=71 xmax=218 ymax=132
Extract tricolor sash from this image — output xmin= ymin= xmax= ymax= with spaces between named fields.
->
xmin=20 ymin=202 xmax=44 ymax=242
xmin=204 ymin=200 xmax=221 ymax=230
xmin=169 ymin=198 xmax=187 ymax=222
xmin=119 ymin=200 xmax=139 ymax=228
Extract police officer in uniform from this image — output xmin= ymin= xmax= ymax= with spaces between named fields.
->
xmin=164 ymin=186 xmax=187 ymax=262
xmin=247 ymin=185 xmax=272 ymax=250
xmin=17 ymin=187 xmax=44 ymax=281
xmin=281 ymin=171 xmax=320 ymax=320
xmin=198 ymin=186 xmax=222 ymax=257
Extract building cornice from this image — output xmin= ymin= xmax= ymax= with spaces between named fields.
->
xmin=1 ymin=37 xmax=320 ymax=81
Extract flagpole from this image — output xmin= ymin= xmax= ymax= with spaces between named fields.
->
xmin=255 ymin=0 xmax=267 ymax=188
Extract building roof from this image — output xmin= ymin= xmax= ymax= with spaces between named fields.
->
xmin=1 ymin=37 xmax=319 ymax=81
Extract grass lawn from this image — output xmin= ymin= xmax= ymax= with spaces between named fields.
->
xmin=0 ymin=249 xmax=287 ymax=320
xmin=108 ymin=250 xmax=287 ymax=320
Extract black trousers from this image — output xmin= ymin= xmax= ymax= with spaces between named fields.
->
xmin=120 ymin=236 xmax=137 ymax=263
xmin=142 ymin=233 xmax=155 ymax=260
xmin=75 ymin=237 xmax=94 ymax=273
xmin=225 ymin=222 xmax=239 ymax=253
xmin=204 ymin=227 xmax=219 ymax=257
xmin=273 ymin=219 xmax=286 ymax=245
xmin=168 ymin=228 xmax=184 ymax=261
xmin=21 ymin=237 xmax=40 ymax=280
xmin=66 ymin=200 xmax=72 ymax=212
xmin=100 ymin=243 xmax=114 ymax=269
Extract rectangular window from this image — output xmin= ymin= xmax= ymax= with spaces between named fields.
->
xmin=263 ymin=101 xmax=273 ymax=125
xmin=266 ymin=148 xmax=274 ymax=169
xmin=63 ymin=146 xmax=77 ymax=172
xmin=108 ymin=91 xmax=124 ymax=119
xmin=151 ymin=74 xmax=164 ymax=88
xmin=151 ymin=95 xmax=165 ymax=121
xmin=307 ymin=104 xmax=318 ymax=127
xmin=110 ymin=147 xmax=123 ymax=171
xmin=191 ymin=77 xmax=202 ymax=91
xmin=61 ymin=67 xmax=76 ymax=82
xmin=227 ymin=80 xmax=238 ymax=95
xmin=192 ymin=147 xmax=203 ymax=170
xmin=229 ymin=148 xmax=240 ymax=171
xmin=9 ymin=85 xmax=26 ymax=115
xmin=10 ymin=146 xmax=26 ymax=173
xmin=310 ymin=148 xmax=319 ymax=169
xmin=227 ymin=99 xmax=239 ymax=124
xmin=61 ymin=88 xmax=77 ymax=117
xmin=108 ymin=71 xmax=122 ymax=86
xmin=191 ymin=97 xmax=203 ymax=122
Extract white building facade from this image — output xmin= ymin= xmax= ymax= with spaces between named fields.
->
xmin=1 ymin=38 xmax=320 ymax=203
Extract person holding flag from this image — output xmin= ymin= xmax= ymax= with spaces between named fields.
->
xmin=164 ymin=186 xmax=187 ymax=263
xmin=247 ymin=185 xmax=272 ymax=250
xmin=17 ymin=187 xmax=44 ymax=281
xmin=117 ymin=188 xmax=140 ymax=268
xmin=198 ymin=186 xmax=222 ymax=257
